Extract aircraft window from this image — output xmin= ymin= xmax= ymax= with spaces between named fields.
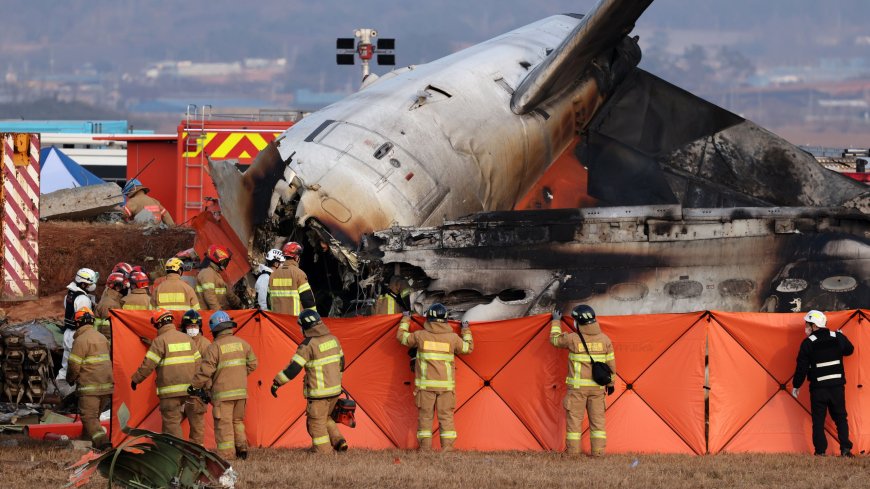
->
xmin=390 ymin=158 xmax=401 ymax=168
xmin=718 ymin=279 xmax=755 ymax=297
xmin=373 ymin=142 xmax=393 ymax=159
xmin=775 ymin=278 xmax=807 ymax=293
xmin=519 ymin=60 xmax=531 ymax=69
xmin=609 ymin=283 xmax=648 ymax=301
xmin=820 ymin=276 xmax=857 ymax=292
xmin=664 ymin=280 xmax=703 ymax=299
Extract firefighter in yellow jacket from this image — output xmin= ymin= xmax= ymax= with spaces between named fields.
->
xmin=268 ymin=241 xmax=316 ymax=315
xmin=94 ymin=272 xmax=128 ymax=338
xmin=130 ymin=309 xmax=201 ymax=440
xmin=122 ymin=271 xmax=153 ymax=311
xmin=189 ymin=311 xmax=257 ymax=460
xmin=550 ymin=305 xmax=616 ymax=457
xmin=397 ymin=303 xmax=473 ymax=451
xmin=196 ymin=245 xmax=241 ymax=310
xmin=271 ymin=310 xmax=348 ymax=453
xmin=153 ymin=258 xmax=201 ymax=311
xmin=374 ymin=275 xmax=411 ymax=315
xmin=66 ymin=307 xmax=113 ymax=450
xmin=122 ymin=179 xmax=175 ymax=225
xmin=181 ymin=309 xmax=210 ymax=444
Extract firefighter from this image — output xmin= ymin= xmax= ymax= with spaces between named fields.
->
xmin=374 ymin=275 xmax=412 ymax=315
xmin=196 ymin=245 xmax=241 ymax=310
xmin=121 ymin=178 xmax=175 ymax=225
xmin=791 ymin=310 xmax=855 ymax=457
xmin=268 ymin=241 xmax=316 ymax=315
xmin=271 ymin=310 xmax=347 ymax=453
xmin=95 ymin=272 xmax=129 ymax=339
xmin=550 ymin=305 xmax=616 ymax=457
xmin=153 ymin=258 xmax=201 ymax=311
xmin=181 ymin=309 xmax=210 ymax=444
xmin=255 ymin=249 xmax=284 ymax=310
xmin=58 ymin=268 xmax=98 ymax=398
xmin=122 ymin=271 xmax=153 ymax=310
xmin=189 ymin=311 xmax=257 ymax=460
xmin=397 ymin=304 xmax=473 ymax=451
xmin=66 ymin=307 xmax=113 ymax=450
xmin=130 ymin=309 xmax=201 ymax=439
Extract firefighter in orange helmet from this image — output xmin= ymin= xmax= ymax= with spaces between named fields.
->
xmin=121 ymin=271 xmax=153 ymax=310
xmin=130 ymin=309 xmax=201 ymax=440
xmin=271 ymin=310 xmax=348 ymax=453
xmin=397 ymin=304 xmax=473 ymax=451
xmin=267 ymin=241 xmax=316 ymax=315
xmin=196 ymin=245 xmax=241 ymax=310
xmin=94 ymin=271 xmax=129 ymax=338
xmin=550 ymin=305 xmax=616 ymax=457
xmin=66 ymin=307 xmax=113 ymax=449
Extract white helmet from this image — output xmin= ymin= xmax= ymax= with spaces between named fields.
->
xmin=265 ymin=249 xmax=286 ymax=263
xmin=804 ymin=310 xmax=827 ymax=329
xmin=75 ymin=267 xmax=99 ymax=292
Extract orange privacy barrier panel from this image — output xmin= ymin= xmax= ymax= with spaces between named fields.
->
xmin=110 ymin=309 xmax=868 ymax=453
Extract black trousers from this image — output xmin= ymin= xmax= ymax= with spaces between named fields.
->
xmin=810 ymin=385 xmax=852 ymax=454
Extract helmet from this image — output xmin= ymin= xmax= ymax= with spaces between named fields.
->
xmin=151 ymin=309 xmax=174 ymax=328
xmin=112 ymin=262 xmax=133 ymax=277
xmin=122 ymin=178 xmax=149 ymax=196
xmin=74 ymin=307 xmax=96 ymax=326
xmin=282 ymin=242 xmax=303 ymax=260
xmin=265 ymin=248 xmax=285 ymax=264
xmin=298 ymin=309 xmax=322 ymax=330
xmin=106 ymin=272 xmax=129 ymax=291
xmin=571 ymin=304 xmax=596 ymax=326
xmin=209 ymin=310 xmax=236 ymax=334
xmin=182 ymin=309 xmax=202 ymax=328
xmin=165 ymin=257 xmax=184 ymax=274
xmin=130 ymin=271 xmax=150 ymax=289
xmin=75 ymin=268 xmax=98 ymax=292
xmin=804 ymin=310 xmax=827 ymax=329
xmin=425 ymin=303 xmax=448 ymax=322
xmin=206 ymin=245 xmax=232 ymax=269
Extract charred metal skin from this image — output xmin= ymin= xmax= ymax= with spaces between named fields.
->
xmin=371 ymin=206 xmax=870 ymax=317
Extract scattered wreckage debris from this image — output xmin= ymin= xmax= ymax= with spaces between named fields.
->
xmin=1 ymin=326 xmax=58 ymax=406
xmin=67 ymin=404 xmax=236 ymax=489
xmin=40 ymin=183 xmax=124 ymax=221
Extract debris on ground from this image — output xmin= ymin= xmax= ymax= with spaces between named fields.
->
xmin=39 ymin=183 xmax=124 ymax=220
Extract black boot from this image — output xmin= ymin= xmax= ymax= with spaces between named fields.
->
xmin=235 ymin=447 xmax=248 ymax=460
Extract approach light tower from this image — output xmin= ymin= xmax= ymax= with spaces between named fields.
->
xmin=336 ymin=29 xmax=395 ymax=82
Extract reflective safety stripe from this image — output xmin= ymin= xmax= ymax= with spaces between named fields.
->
xmin=569 ymin=352 xmax=611 ymax=362
xmin=415 ymin=378 xmax=455 ymax=389
xmin=91 ymin=426 xmax=108 ymax=441
xmin=197 ymin=283 xmax=215 ymax=291
xmin=276 ymin=371 xmax=290 ymax=384
xmin=306 ymin=353 xmax=342 ymax=367
xmin=399 ymin=322 xmax=411 ymax=346
xmin=68 ymin=353 xmax=83 ymax=365
xmin=817 ymin=374 xmax=843 ymax=381
xmin=146 ymin=351 xmax=162 ymax=363
xmin=440 ymin=431 xmax=457 ymax=439
xmin=272 ymin=278 xmax=294 ymax=286
xmin=79 ymin=383 xmax=113 ymax=393
xmin=218 ymin=441 xmax=235 ymax=450
xmin=567 ymin=378 xmax=603 ymax=388
xmin=385 ymin=295 xmax=396 ymax=314
xmin=167 ymin=342 xmax=192 ymax=353
xmin=417 ymin=430 xmax=432 ymax=438
xmin=217 ymin=358 xmax=248 ymax=370
xmin=215 ymin=288 xmax=227 ymax=295
xmin=157 ymin=383 xmax=191 ymax=396
xmin=816 ymin=360 xmax=841 ymax=368
xmin=162 ymin=305 xmax=189 ymax=311
xmin=591 ymin=430 xmax=607 ymax=439
xmin=220 ymin=343 xmax=244 ymax=354
xmin=292 ymin=354 xmax=307 ymax=367
xmin=550 ymin=324 xmax=563 ymax=347
xmin=162 ymin=355 xmax=198 ymax=366
xmin=318 ymin=339 xmax=338 ymax=352
xmin=298 ymin=282 xmax=312 ymax=293
xmin=417 ymin=352 xmax=454 ymax=362
xmin=566 ymin=432 xmax=581 ymax=441
xmin=305 ymin=385 xmax=342 ymax=397
xmin=158 ymin=292 xmax=186 ymax=304
xmin=79 ymin=354 xmax=110 ymax=364
xmin=312 ymin=435 xmax=330 ymax=446
xmin=123 ymin=304 xmax=150 ymax=310
xmin=213 ymin=388 xmax=247 ymax=400
xmin=460 ymin=334 xmax=472 ymax=354
xmin=268 ymin=290 xmax=299 ymax=298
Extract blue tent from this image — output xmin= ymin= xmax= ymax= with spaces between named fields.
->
xmin=39 ymin=146 xmax=106 ymax=194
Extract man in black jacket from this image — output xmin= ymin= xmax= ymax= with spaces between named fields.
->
xmin=791 ymin=310 xmax=854 ymax=457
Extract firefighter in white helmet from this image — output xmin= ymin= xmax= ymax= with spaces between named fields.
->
xmin=256 ymin=249 xmax=285 ymax=310
xmin=57 ymin=268 xmax=98 ymax=398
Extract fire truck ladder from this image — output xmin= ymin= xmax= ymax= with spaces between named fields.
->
xmin=183 ymin=104 xmax=211 ymax=223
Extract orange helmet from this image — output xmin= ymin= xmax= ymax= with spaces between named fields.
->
xmin=112 ymin=262 xmax=133 ymax=277
xmin=106 ymin=272 xmax=130 ymax=291
xmin=206 ymin=244 xmax=232 ymax=269
xmin=130 ymin=271 xmax=150 ymax=289
xmin=151 ymin=309 xmax=174 ymax=327
xmin=282 ymin=242 xmax=303 ymax=259
xmin=74 ymin=307 xmax=95 ymax=326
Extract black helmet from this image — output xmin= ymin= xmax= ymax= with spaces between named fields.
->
xmin=571 ymin=304 xmax=596 ymax=325
xmin=182 ymin=309 xmax=202 ymax=328
xmin=298 ymin=309 xmax=322 ymax=330
xmin=426 ymin=303 xmax=448 ymax=322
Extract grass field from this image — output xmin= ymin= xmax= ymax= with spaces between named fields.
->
xmin=1 ymin=437 xmax=867 ymax=489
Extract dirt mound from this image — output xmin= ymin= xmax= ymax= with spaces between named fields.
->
xmin=36 ymin=220 xmax=195 ymax=297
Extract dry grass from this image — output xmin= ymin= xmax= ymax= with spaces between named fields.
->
xmin=0 ymin=437 xmax=867 ymax=489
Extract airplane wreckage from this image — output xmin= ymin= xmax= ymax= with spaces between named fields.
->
xmin=211 ymin=0 xmax=870 ymax=320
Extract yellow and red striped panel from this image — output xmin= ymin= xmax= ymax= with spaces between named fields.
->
xmin=181 ymin=131 xmax=283 ymax=162
xmin=1 ymin=133 xmax=40 ymax=299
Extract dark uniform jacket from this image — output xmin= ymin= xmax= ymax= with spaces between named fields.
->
xmin=793 ymin=328 xmax=854 ymax=390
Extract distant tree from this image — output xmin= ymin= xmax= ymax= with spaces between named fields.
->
xmin=715 ymin=47 xmax=755 ymax=87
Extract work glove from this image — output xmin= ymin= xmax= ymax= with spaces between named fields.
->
xmin=130 ymin=381 xmax=137 ymax=391
xmin=271 ymin=381 xmax=280 ymax=398
xmin=552 ymin=309 xmax=562 ymax=321
xmin=791 ymin=387 xmax=800 ymax=398
xmin=461 ymin=320 xmax=470 ymax=330
xmin=606 ymin=385 xmax=614 ymax=396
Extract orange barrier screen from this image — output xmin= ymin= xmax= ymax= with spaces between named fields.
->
xmin=110 ymin=309 xmax=868 ymax=453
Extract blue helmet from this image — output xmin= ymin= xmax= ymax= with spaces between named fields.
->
xmin=209 ymin=310 xmax=235 ymax=334
xmin=182 ymin=309 xmax=202 ymax=328
xmin=298 ymin=309 xmax=321 ymax=331
xmin=426 ymin=303 xmax=448 ymax=322
xmin=571 ymin=304 xmax=596 ymax=325
xmin=122 ymin=178 xmax=149 ymax=196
